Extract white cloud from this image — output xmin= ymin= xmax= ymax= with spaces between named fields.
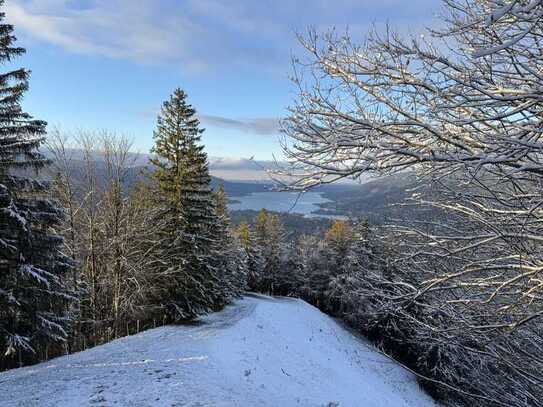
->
xmin=200 ymin=115 xmax=281 ymax=136
xmin=208 ymin=156 xmax=279 ymax=181
xmin=5 ymin=0 xmax=439 ymax=75
xmin=6 ymin=0 xmax=208 ymax=71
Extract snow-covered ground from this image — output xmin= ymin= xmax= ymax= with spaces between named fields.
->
xmin=1 ymin=294 xmax=438 ymax=406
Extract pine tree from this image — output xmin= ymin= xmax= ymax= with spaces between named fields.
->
xmin=0 ymin=4 xmax=74 ymax=368
xmin=148 ymin=88 xmax=229 ymax=320
xmin=252 ymin=209 xmax=287 ymax=294
xmin=214 ymin=184 xmax=229 ymax=233
xmin=254 ymin=208 xmax=268 ymax=248
xmin=214 ymin=184 xmax=247 ymax=298
xmin=324 ymin=220 xmax=356 ymax=313
xmin=252 ymin=209 xmax=270 ymax=291
xmin=265 ymin=213 xmax=293 ymax=294
xmin=325 ymin=220 xmax=353 ymax=258
xmin=295 ymin=234 xmax=328 ymax=304
xmin=236 ymin=221 xmax=264 ymax=292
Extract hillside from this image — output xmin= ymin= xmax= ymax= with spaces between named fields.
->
xmin=314 ymin=174 xmax=418 ymax=221
xmin=1 ymin=295 xmax=438 ymax=407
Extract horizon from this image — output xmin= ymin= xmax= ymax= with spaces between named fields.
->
xmin=41 ymin=145 xmax=367 ymax=183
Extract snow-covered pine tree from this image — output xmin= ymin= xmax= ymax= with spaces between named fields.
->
xmin=325 ymin=219 xmax=367 ymax=316
xmin=149 ymin=88 xmax=229 ymax=320
xmin=254 ymin=208 xmax=268 ymax=249
xmin=213 ymin=183 xmax=247 ymax=298
xmin=0 ymin=4 xmax=74 ymax=369
xmin=294 ymin=234 xmax=326 ymax=302
xmin=252 ymin=209 xmax=288 ymax=294
xmin=236 ymin=221 xmax=264 ymax=292
xmin=348 ymin=218 xmax=383 ymax=276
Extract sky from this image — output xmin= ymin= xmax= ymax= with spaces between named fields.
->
xmin=6 ymin=0 xmax=439 ymax=165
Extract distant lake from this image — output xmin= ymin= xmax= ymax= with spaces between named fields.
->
xmin=228 ymin=191 xmax=331 ymax=216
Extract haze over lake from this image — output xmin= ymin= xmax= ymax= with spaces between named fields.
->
xmin=228 ymin=191 xmax=331 ymax=216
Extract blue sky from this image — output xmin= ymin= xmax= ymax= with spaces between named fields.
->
xmin=7 ymin=0 xmax=438 ymax=161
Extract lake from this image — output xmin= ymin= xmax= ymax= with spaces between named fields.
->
xmin=228 ymin=191 xmax=331 ymax=217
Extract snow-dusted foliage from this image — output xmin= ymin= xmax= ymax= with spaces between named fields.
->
xmin=280 ymin=0 xmax=543 ymax=405
xmin=236 ymin=220 xmax=265 ymax=291
xmin=42 ymin=106 xmax=248 ymax=360
xmin=46 ymin=131 xmax=166 ymax=350
xmin=248 ymin=209 xmax=293 ymax=294
xmin=147 ymin=89 xmax=245 ymax=321
xmin=213 ymin=183 xmax=248 ymax=300
xmin=0 ymin=2 xmax=74 ymax=369
xmin=468 ymin=0 xmax=543 ymax=57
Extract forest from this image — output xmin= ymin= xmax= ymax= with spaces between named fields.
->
xmin=1 ymin=0 xmax=543 ymax=406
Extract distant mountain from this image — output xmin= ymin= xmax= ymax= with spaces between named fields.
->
xmin=42 ymin=147 xmax=281 ymax=182
xmin=312 ymin=173 xmax=420 ymax=222
xmin=39 ymin=153 xmax=273 ymax=199
xmin=40 ymin=147 xmax=422 ymax=222
xmin=210 ymin=177 xmax=272 ymax=197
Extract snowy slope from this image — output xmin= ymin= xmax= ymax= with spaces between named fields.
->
xmin=0 ymin=295 xmax=438 ymax=407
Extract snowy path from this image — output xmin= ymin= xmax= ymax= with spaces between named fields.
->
xmin=0 ymin=294 xmax=438 ymax=406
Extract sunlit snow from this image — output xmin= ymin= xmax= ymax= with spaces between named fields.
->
xmin=1 ymin=295 xmax=438 ymax=407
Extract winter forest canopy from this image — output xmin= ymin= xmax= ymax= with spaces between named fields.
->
xmin=1 ymin=1 xmax=543 ymax=406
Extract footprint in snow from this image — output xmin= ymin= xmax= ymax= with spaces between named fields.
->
xmin=157 ymin=372 xmax=176 ymax=381
xmin=89 ymin=384 xmax=109 ymax=404
xmin=89 ymin=395 xmax=107 ymax=404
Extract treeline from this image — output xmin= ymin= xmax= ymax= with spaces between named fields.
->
xmin=0 ymin=16 xmax=247 ymax=371
xmin=46 ymin=105 xmax=247 ymax=354
xmin=231 ymin=209 xmax=332 ymax=241
xmin=236 ymin=212 xmax=387 ymax=305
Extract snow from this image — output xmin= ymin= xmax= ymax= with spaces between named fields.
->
xmin=0 ymin=294 xmax=439 ymax=406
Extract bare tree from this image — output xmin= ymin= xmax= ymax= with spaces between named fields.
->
xmin=281 ymin=0 xmax=543 ymax=405
xmin=47 ymin=130 xmax=161 ymax=348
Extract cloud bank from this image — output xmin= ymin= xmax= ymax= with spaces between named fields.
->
xmin=200 ymin=115 xmax=280 ymax=136
xmin=208 ymin=156 xmax=280 ymax=181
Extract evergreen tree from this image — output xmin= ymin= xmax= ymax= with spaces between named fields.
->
xmin=252 ymin=209 xmax=287 ymax=294
xmin=323 ymin=220 xmax=356 ymax=313
xmin=0 ymin=4 xmax=73 ymax=368
xmin=213 ymin=183 xmax=247 ymax=299
xmin=254 ymin=209 xmax=268 ymax=248
xmin=327 ymin=218 xmax=391 ymax=321
xmin=295 ymin=234 xmax=328 ymax=304
xmin=148 ymin=88 xmax=229 ymax=320
xmin=236 ymin=221 xmax=264 ymax=292
xmin=237 ymin=221 xmax=250 ymax=247
xmin=325 ymin=220 xmax=353 ymax=260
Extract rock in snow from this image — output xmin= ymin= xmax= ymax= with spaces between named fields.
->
xmin=1 ymin=294 xmax=439 ymax=406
